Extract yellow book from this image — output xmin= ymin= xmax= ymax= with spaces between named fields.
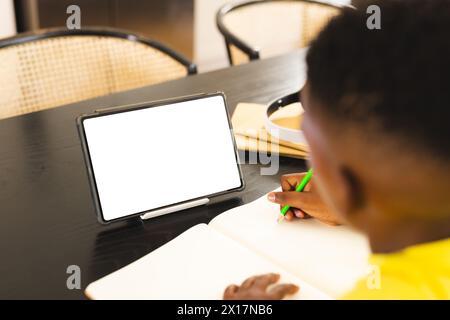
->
xmin=231 ymin=102 xmax=309 ymax=159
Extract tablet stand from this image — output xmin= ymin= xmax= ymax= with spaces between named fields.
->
xmin=140 ymin=198 xmax=210 ymax=220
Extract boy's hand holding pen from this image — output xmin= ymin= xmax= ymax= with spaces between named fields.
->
xmin=267 ymin=169 xmax=342 ymax=226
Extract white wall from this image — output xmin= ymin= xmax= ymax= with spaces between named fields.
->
xmin=0 ymin=0 xmax=16 ymax=38
xmin=194 ymin=0 xmax=236 ymax=72
xmin=194 ymin=0 xmax=351 ymax=72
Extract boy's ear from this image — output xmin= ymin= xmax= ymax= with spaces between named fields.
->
xmin=334 ymin=166 xmax=365 ymax=218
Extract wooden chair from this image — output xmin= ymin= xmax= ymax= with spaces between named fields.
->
xmin=216 ymin=0 xmax=347 ymax=65
xmin=0 ymin=27 xmax=197 ymax=119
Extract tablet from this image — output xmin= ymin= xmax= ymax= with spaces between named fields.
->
xmin=77 ymin=93 xmax=244 ymax=224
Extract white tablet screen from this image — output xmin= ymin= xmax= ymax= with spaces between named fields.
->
xmin=82 ymin=94 xmax=243 ymax=222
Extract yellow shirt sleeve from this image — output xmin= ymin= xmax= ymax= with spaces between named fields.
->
xmin=341 ymin=274 xmax=448 ymax=300
xmin=341 ymin=238 xmax=450 ymax=300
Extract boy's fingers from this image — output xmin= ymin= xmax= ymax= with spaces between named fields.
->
xmin=223 ymin=285 xmax=239 ymax=299
xmin=268 ymin=191 xmax=317 ymax=211
xmin=268 ymin=192 xmax=276 ymax=202
xmin=293 ymin=208 xmax=305 ymax=218
xmin=268 ymin=284 xmax=299 ymax=299
xmin=304 ymin=180 xmax=313 ymax=192
xmin=278 ymin=206 xmax=307 ymax=220
xmin=284 ymin=211 xmax=294 ymax=221
xmin=253 ymin=273 xmax=280 ymax=289
xmin=280 ymin=173 xmax=307 ymax=191
xmin=240 ymin=276 xmax=256 ymax=289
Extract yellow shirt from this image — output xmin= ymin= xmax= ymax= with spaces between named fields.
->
xmin=342 ymin=238 xmax=450 ymax=300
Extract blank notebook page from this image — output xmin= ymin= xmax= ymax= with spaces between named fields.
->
xmin=209 ymin=189 xmax=371 ymax=298
xmin=85 ymin=224 xmax=330 ymax=300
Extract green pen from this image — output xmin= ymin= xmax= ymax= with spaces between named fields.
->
xmin=278 ymin=168 xmax=313 ymax=222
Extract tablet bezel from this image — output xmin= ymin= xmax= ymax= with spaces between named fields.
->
xmin=77 ymin=92 xmax=245 ymax=224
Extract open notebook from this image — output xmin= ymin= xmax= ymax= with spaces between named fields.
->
xmin=85 ymin=189 xmax=371 ymax=300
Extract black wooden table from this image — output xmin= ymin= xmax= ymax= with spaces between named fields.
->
xmin=0 ymin=51 xmax=307 ymax=299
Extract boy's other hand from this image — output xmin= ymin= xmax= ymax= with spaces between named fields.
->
xmin=267 ymin=172 xmax=342 ymax=226
xmin=223 ymin=273 xmax=299 ymax=300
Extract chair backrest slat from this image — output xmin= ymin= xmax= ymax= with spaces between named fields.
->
xmin=217 ymin=0 xmax=344 ymax=65
xmin=0 ymin=28 xmax=197 ymax=120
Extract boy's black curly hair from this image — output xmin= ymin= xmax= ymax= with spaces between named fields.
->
xmin=306 ymin=0 xmax=450 ymax=160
